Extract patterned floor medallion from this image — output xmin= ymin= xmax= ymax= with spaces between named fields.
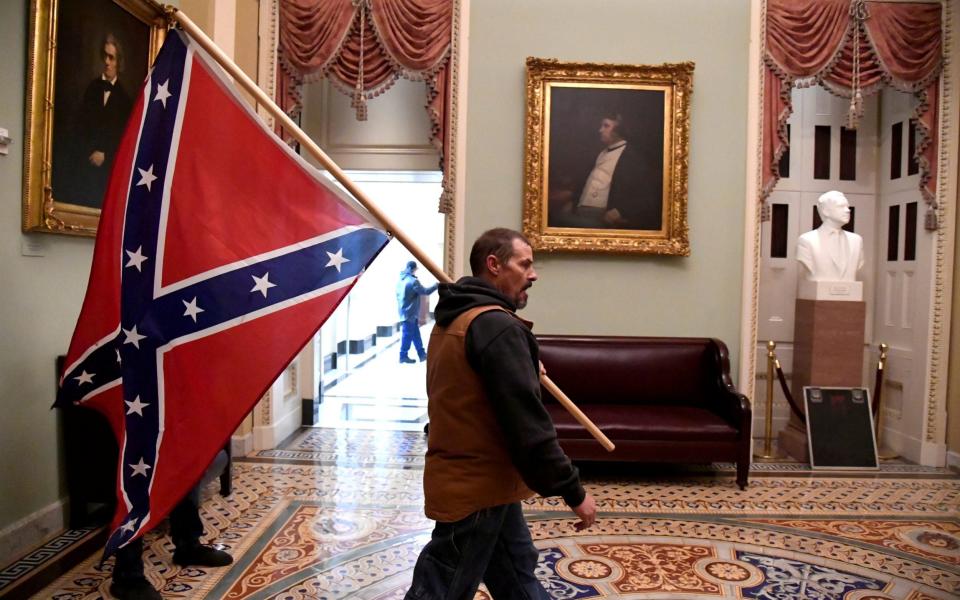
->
xmin=12 ymin=428 xmax=960 ymax=599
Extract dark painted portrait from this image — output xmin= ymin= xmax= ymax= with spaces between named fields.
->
xmin=546 ymin=86 xmax=665 ymax=231
xmin=51 ymin=0 xmax=150 ymax=209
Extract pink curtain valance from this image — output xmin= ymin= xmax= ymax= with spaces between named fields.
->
xmin=763 ymin=0 xmax=943 ymax=227
xmin=278 ymin=0 xmax=454 ymax=210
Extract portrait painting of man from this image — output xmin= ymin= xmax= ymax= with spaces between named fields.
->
xmin=546 ymin=86 xmax=666 ymax=232
xmin=50 ymin=0 xmax=150 ymax=210
xmin=523 ymin=59 xmax=691 ymax=255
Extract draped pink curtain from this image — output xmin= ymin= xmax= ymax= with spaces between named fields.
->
xmin=763 ymin=0 xmax=943 ymax=226
xmin=278 ymin=0 xmax=455 ymax=210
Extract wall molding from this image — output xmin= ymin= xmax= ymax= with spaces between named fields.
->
xmin=446 ymin=0 xmax=469 ymax=277
xmin=739 ymin=0 xmax=764 ymax=413
xmin=253 ymin=397 xmax=301 ymax=451
xmin=0 ymin=498 xmax=67 ymax=568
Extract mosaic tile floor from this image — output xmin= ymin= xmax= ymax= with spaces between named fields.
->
xmin=11 ymin=428 xmax=960 ymax=599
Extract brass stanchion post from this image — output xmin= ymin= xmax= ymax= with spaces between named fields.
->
xmin=874 ymin=342 xmax=898 ymax=460
xmin=755 ymin=341 xmax=780 ymax=460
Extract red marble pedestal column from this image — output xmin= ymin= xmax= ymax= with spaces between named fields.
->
xmin=779 ymin=299 xmax=866 ymax=462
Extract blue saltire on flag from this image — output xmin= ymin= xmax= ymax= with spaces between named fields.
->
xmin=56 ymin=29 xmax=390 ymax=558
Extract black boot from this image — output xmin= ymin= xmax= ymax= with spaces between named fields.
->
xmin=109 ymin=577 xmax=162 ymax=600
xmin=172 ymin=544 xmax=233 ymax=567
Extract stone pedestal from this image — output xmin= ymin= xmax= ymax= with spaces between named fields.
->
xmin=779 ymin=298 xmax=866 ymax=461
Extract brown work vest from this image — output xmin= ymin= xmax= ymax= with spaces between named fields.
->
xmin=423 ymin=305 xmax=533 ymax=522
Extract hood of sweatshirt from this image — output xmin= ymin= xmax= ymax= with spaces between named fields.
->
xmin=434 ymin=276 xmax=516 ymax=327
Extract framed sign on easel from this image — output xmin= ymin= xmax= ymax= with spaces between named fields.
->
xmin=803 ymin=387 xmax=879 ymax=470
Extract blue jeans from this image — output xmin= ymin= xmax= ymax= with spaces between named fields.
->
xmin=404 ymin=503 xmax=549 ymax=600
xmin=400 ymin=318 xmax=425 ymax=360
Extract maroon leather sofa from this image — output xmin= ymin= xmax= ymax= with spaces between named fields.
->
xmin=537 ymin=335 xmax=751 ymax=489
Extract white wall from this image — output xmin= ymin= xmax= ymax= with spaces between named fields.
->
xmin=463 ymin=0 xmax=750 ymax=373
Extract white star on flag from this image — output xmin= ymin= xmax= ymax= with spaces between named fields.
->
xmin=74 ymin=370 xmax=95 ymax=385
xmin=125 ymin=395 xmax=150 ymax=416
xmin=125 ymin=246 xmax=149 ymax=271
xmin=122 ymin=325 xmax=147 ymax=348
xmin=325 ymin=248 xmax=350 ymax=273
xmin=120 ymin=519 xmax=137 ymax=534
xmin=250 ymin=273 xmax=276 ymax=298
xmin=129 ymin=458 xmax=151 ymax=477
xmin=182 ymin=297 xmax=204 ymax=322
xmin=116 ymin=349 xmax=122 ymax=364
xmin=154 ymin=79 xmax=172 ymax=108
xmin=136 ymin=165 xmax=157 ymax=192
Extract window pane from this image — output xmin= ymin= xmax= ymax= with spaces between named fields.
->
xmin=771 ymin=204 xmax=788 ymax=258
xmin=891 ymin=121 xmax=902 ymax=180
xmin=839 ymin=127 xmax=856 ymax=180
xmin=778 ymin=124 xmax=791 ymax=178
xmin=905 ymin=202 xmax=917 ymax=261
xmin=908 ymin=119 xmax=919 ymax=176
xmin=887 ymin=204 xmax=900 ymax=261
xmin=814 ymin=125 xmax=831 ymax=179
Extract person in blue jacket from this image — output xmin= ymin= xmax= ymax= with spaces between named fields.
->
xmin=396 ymin=261 xmax=438 ymax=363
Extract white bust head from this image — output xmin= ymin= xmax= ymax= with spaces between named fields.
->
xmin=796 ymin=190 xmax=864 ymax=284
xmin=816 ymin=190 xmax=851 ymax=230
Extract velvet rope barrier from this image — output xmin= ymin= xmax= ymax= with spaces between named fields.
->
xmin=772 ymin=353 xmax=805 ymax=421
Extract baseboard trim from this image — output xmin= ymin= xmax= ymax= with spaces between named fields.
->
xmin=0 ymin=498 xmax=68 ymax=569
xmin=253 ymin=404 xmax=301 ymax=451
xmin=231 ymin=432 xmax=254 ymax=458
xmin=947 ymin=449 xmax=960 ymax=471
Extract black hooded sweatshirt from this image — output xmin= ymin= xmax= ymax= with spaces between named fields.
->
xmin=433 ymin=276 xmax=585 ymax=508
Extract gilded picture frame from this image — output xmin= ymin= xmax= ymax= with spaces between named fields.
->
xmin=23 ymin=0 xmax=167 ymax=237
xmin=522 ymin=58 xmax=693 ymax=255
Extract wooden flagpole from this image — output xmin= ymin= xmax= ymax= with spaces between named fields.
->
xmin=166 ymin=7 xmax=614 ymax=453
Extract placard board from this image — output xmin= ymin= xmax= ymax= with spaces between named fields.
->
xmin=803 ymin=387 xmax=878 ymax=470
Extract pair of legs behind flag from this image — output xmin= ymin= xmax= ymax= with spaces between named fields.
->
xmin=110 ymin=450 xmax=232 ymax=600
xmin=404 ymin=502 xmax=550 ymax=600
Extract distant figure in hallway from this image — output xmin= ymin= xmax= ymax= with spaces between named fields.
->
xmin=397 ymin=261 xmax=438 ymax=364
xmin=797 ymin=190 xmax=864 ymax=282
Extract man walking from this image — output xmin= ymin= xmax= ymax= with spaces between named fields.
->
xmin=405 ymin=228 xmax=596 ymax=600
xmin=396 ymin=261 xmax=438 ymax=363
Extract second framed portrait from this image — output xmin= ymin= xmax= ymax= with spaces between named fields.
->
xmin=522 ymin=58 xmax=693 ymax=255
xmin=23 ymin=0 xmax=167 ymax=236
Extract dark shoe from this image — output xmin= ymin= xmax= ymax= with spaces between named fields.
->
xmin=172 ymin=544 xmax=233 ymax=567
xmin=110 ymin=577 xmax=162 ymax=600
xmin=423 ymin=422 xmax=430 ymax=435
xmin=418 ymin=354 xmax=427 ymax=362
xmin=400 ymin=356 xmax=416 ymax=364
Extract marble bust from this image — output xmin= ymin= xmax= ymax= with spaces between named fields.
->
xmin=796 ymin=191 xmax=864 ymax=282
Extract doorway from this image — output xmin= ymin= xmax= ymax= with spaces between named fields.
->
xmin=313 ymin=170 xmax=445 ymax=431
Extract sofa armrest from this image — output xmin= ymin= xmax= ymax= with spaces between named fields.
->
xmin=707 ymin=339 xmax=752 ymax=434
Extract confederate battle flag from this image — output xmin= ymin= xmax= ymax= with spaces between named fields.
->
xmin=56 ymin=29 xmax=390 ymax=558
